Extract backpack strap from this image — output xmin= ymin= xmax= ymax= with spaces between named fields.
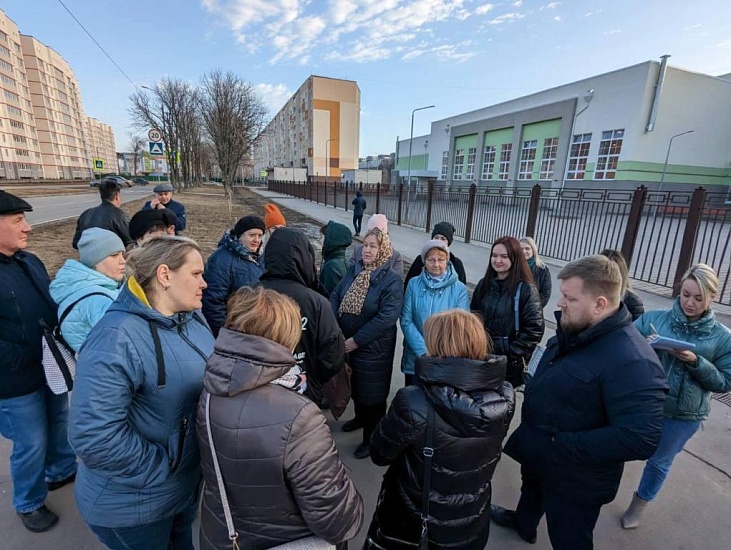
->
xmin=148 ymin=320 xmax=166 ymax=388
xmin=420 ymin=401 xmax=435 ymax=549
xmin=57 ymin=291 xmax=114 ymax=340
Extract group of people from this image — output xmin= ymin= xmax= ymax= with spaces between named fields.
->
xmin=1 ymin=184 xmax=730 ymax=550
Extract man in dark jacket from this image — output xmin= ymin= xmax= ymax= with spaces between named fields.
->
xmin=404 ymin=221 xmax=467 ymax=289
xmin=491 ymin=255 xmax=667 ymax=550
xmin=0 ymin=191 xmax=77 ymax=533
xmin=351 ymin=190 xmax=366 ymax=236
xmin=260 ymin=228 xmax=346 ymax=406
xmin=142 ymin=182 xmax=186 ymax=233
xmin=73 ymin=179 xmax=133 ymax=248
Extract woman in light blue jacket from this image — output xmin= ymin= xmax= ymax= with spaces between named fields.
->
xmin=401 ymin=239 xmax=469 ymax=385
xmin=50 ymin=228 xmax=125 ymax=352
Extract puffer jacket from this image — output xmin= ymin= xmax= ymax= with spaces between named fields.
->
xmin=69 ymin=279 xmax=214 ymax=528
xmin=400 ymin=265 xmax=469 ymax=375
xmin=197 ymin=329 xmax=363 ymax=549
xmin=367 ymin=355 xmax=515 ymax=549
xmin=635 ymin=299 xmax=731 ymax=421
xmin=330 ymin=257 xmax=403 ymax=406
xmin=529 ymin=261 xmax=552 ymax=308
xmin=202 ymin=230 xmax=263 ymax=336
xmin=49 ymin=259 xmax=120 ymax=352
xmin=470 ymin=277 xmax=545 ymax=387
xmin=320 ymin=221 xmax=352 ymax=294
xmin=624 ymin=288 xmax=645 ymax=321
xmin=403 ymin=252 xmax=467 ymax=290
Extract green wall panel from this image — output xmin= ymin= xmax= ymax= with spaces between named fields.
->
xmin=519 ymin=119 xmax=562 ymax=180
xmin=483 ymin=127 xmax=514 ymax=147
xmin=396 ymin=153 xmax=428 ymax=170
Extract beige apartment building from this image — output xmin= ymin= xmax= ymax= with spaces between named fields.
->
xmin=84 ymin=116 xmax=116 ymax=175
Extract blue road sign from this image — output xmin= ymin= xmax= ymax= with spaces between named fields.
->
xmin=149 ymin=141 xmax=164 ymax=155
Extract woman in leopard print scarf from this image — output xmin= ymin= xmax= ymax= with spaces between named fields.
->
xmin=338 ymin=228 xmax=393 ymax=316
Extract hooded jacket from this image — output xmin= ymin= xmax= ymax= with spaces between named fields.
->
xmin=400 ymin=265 xmax=469 ymax=375
xmin=368 ymin=355 xmax=515 ymax=549
xmin=49 ymin=259 xmax=120 ymax=352
xmin=320 ymin=221 xmax=352 ymax=294
xmin=404 ymin=252 xmax=467 ymax=290
xmin=352 ymin=191 xmax=367 ymax=216
xmin=202 ymin=230 xmax=263 ymax=337
xmin=635 ymin=299 xmax=731 ymax=421
xmin=73 ymin=201 xmax=133 ymax=248
xmin=69 ymin=281 xmax=214 ymax=528
xmin=260 ymin=228 xmax=345 ymax=404
xmin=197 ymin=329 xmax=364 ymax=549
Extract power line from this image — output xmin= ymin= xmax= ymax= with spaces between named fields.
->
xmin=57 ymin=0 xmax=138 ymax=89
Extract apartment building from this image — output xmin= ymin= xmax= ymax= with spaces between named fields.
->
xmin=85 ymin=116 xmax=116 ymax=174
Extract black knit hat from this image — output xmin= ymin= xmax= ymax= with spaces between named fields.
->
xmin=129 ymin=209 xmax=178 ymax=241
xmin=233 ymin=215 xmax=266 ymax=237
xmin=432 ymin=221 xmax=456 ymax=246
xmin=0 ymin=190 xmax=33 ymax=215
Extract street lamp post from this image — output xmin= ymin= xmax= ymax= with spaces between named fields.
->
xmin=405 ymin=105 xmax=435 ymax=224
xmin=325 ymin=138 xmax=339 ymax=181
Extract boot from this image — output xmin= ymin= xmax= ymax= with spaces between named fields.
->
xmin=621 ymin=492 xmax=650 ymax=529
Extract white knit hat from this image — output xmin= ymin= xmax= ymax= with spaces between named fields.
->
xmin=78 ymin=228 xmax=125 ymax=268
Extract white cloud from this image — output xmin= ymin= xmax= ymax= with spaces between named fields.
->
xmin=488 ymin=12 xmax=525 ymax=25
xmin=540 ymin=2 xmax=560 ymax=10
xmin=718 ymin=38 xmax=731 ymax=48
xmin=553 ymin=16 xmax=562 ymax=22
xmin=513 ymin=0 xmax=523 ymax=6
xmin=475 ymin=3 xmax=494 ymax=15
xmin=254 ymin=83 xmax=293 ymax=113
xmin=603 ymin=29 xmax=621 ymax=35
xmin=684 ymin=23 xmax=702 ymax=30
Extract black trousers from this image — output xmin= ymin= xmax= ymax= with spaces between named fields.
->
xmin=353 ymin=214 xmax=363 ymax=234
xmin=514 ymin=466 xmax=602 ymax=550
xmin=355 ymin=401 xmax=388 ymax=445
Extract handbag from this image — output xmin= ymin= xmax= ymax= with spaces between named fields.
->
xmin=203 ymin=393 xmax=336 ymax=550
xmin=321 ymin=362 xmax=352 ymax=420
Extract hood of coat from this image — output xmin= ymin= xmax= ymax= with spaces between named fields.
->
xmin=218 ymin=229 xmax=260 ymax=261
xmin=107 ymin=277 xmax=198 ymax=329
xmin=49 ymin=258 xmax=120 ymax=305
xmin=417 ymin=355 xmax=507 ymax=392
xmin=417 ymin=263 xmax=458 ymax=290
xmin=322 ymin=221 xmax=352 ymax=260
xmin=669 ymin=297 xmax=716 ymax=337
xmin=204 ymin=329 xmax=296 ymax=397
xmin=260 ymin=227 xmax=317 ymax=287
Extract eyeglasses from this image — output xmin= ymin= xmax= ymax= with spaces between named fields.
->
xmin=425 ymin=258 xmax=447 ymax=264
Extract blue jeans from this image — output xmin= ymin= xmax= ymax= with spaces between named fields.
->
xmin=637 ymin=417 xmax=701 ymax=501
xmin=0 ymin=387 xmax=77 ymax=513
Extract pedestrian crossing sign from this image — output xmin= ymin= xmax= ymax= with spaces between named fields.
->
xmin=93 ymin=158 xmax=104 ymax=171
xmin=149 ymin=141 xmax=164 ymax=155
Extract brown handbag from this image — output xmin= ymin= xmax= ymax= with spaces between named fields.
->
xmin=322 ymin=362 xmax=352 ymax=420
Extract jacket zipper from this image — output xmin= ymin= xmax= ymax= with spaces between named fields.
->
xmin=171 ymin=417 xmax=188 ymax=473
xmin=10 ymin=291 xmax=28 ymax=341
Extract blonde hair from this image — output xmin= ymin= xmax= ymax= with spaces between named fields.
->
xmin=682 ymin=263 xmax=718 ymax=304
xmin=558 ymin=255 xmax=622 ymax=306
xmin=125 ymin=236 xmax=200 ymax=293
xmin=225 ymin=286 xmax=301 ymax=352
xmin=519 ymin=236 xmax=544 ymax=268
xmin=424 ymin=309 xmax=491 ymax=360
xmin=600 ymin=248 xmax=631 ymax=296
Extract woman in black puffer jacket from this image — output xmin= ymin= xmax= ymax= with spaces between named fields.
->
xmin=471 ymin=236 xmax=545 ymax=387
xmin=365 ymin=309 xmax=515 ymax=549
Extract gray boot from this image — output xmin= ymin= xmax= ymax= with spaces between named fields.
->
xmin=621 ymin=492 xmax=650 ymax=529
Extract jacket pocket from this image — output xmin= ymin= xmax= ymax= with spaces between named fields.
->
xmin=168 ymin=417 xmax=189 ymax=474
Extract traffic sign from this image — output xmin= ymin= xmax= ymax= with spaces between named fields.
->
xmin=149 ymin=142 xmax=164 ymax=156
xmin=148 ymin=128 xmax=162 ymax=142
xmin=93 ymin=158 xmax=104 ymax=171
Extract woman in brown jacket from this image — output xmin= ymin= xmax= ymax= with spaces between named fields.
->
xmin=196 ymin=287 xmax=363 ymax=549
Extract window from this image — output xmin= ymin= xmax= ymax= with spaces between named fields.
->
xmin=453 ymin=148 xmax=465 ymax=179
xmin=518 ymin=140 xmax=537 ymax=180
xmin=539 ymin=137 xmax=559 ymax=180
xmin=481 ymin=145 xmax=496 ymax=180
xmin=466 ymin=147 xmax=477 ymax=180
xmin=595 ymin=129 xmax=624 ymax=180
xmin=498 ymin=143 xmax=512 ymax=180
xmin=441 ymin=150 xmax=449 ymax=180
xmin=567 ymin=133 xmax=592 ymax=180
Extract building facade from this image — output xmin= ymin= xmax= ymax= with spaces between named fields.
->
xmin=84 ymin=116 xmax=116 ymax=175
xmin=397 ymin=58 xmax=731 ymax=192
xmin=254 ymin=75 xmax=360 ymax=181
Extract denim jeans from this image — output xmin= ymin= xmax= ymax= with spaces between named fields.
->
xmin=0 ymin=387 xmax=77 ymax=513
xmin=637 ymin=417 xmax=701 ymax=501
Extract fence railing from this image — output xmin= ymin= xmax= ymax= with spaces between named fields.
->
xmin=268 ymin=180 xmax=731 ymax=306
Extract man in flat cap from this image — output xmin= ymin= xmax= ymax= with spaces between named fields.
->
xmin=72 ymin=178 xmax=133 ymax=249
xmin=0 ymin=191 xmax=77 ymax=533
xmin=142 ymin=182 xmax=186 ymax=233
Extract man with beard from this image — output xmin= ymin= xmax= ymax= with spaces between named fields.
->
xmin=490 ymin=255 xmax=667 ymax=550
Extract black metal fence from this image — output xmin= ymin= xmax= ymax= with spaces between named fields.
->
xmin=268 ymin=180 xmax=731 ymax=306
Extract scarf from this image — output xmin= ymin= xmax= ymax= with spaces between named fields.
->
xmin=269 ymin=365 xmax=307 ymax=394
xmin=425 ymin=268 xmax=449 ymax=284
xmin=527 ymin=256 xmax=536 ymax=268
xmin=338 ymin=234 xmax=394 ymax=316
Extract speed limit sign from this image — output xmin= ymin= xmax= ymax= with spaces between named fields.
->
xmin=148 ymin=128 xmax=162 ymax=142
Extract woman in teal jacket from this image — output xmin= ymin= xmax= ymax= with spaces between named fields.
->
xmin=401 ymin=239 xmax=469 ymax=385
xmin=69 ymin=237 xmax=214 ymax=550
xmin=622 ymin=263 xmax=731 ymax=530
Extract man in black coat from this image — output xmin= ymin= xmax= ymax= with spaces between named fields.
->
xmin=72 ymin=179 xmax=133 ymax=248
xmin=0 ymin=191 xmax=77 ymax=533
xmin=491 ymin=255 xmax=667 ymax=550
xmin=259 ymin=228 xmax=346 ymax=406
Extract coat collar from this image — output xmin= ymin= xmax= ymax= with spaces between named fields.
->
xmin=416 ymin=355 xmax=507 ymax=392
xmin=554 ymin=303 xmax=632 ymax=354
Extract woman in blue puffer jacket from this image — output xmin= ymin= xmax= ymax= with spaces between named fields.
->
xmin=621 ymin=263 xmax=731 ymax=530
xmin=401 ymin=239 xmax=469 ymax=386
xmin=69 ymin=237 xmax=214 ymax=550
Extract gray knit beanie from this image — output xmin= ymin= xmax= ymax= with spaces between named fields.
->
xmin=78 ymin=228 xmax=125 ymax=268
xmin=421 ymin=239 xmax=450 ymax=263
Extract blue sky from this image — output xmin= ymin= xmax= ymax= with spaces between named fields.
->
xmin=4 ymin=0 xmax=731 ymax=156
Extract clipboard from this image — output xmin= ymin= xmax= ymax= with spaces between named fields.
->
xmin=648 ymin=335 xmax=696 ymax=352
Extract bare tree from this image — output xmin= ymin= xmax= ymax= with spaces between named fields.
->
xmin=198 ymin=70 xmax=268 ymax=198
xmin=127 ymin=133 xmax=145 ymax=176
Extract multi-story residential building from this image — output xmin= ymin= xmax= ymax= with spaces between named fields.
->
xmin=85 ymin=116 xmax=116 ymax=175
xmin=254 ymin=75 xmax=360 ymax=180
xmin=0 ymin=9 xmax=43 ymax=179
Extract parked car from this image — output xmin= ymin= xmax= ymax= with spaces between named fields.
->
xmin=89 ymin=178 xmax=103 ymax=188
xmin=132 ymin=177 xmax=149 ymax=186
xmin=102 ymin=175 xmax=134 ymax=188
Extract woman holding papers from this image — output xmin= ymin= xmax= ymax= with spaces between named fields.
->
xmin=622 ymin=263 xmax=731 ymax=530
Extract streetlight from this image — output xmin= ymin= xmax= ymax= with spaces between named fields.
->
xmin=405 ymin=105 xmax=435 ymax=224
xmin=658 ymin=130 xmax=694 ymax=194
xmin=325 ymin=138 xmax=339 ymax=180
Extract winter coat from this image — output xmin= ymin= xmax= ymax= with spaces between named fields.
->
xmin=352 ymin=192 xmax=367 ymax=216
xmin=400 ymin=265 xmax=469 ymax=375
xmin=470 ymin=278 xmax=545 ymax=387
xmin=350 ymin=245 xmax=404 ymax=280
xmin=330 ymin=257 xmax=403 ymax=406
xmin=142 ymin=199 xmax=186 ymax=232
xmin=635 ymin=299 xmax=731 ymax=421
xmin=404 ymin=252 xmax=467 ymax=291
xmin=73 ymin=201 xmax=133 ymax=248
xmin=202 ymin=231 xmax=263 ymax=337
xmin=624 ymin=288 xmax=645 ymax=321
xmin=368 ymin=355 xmax=515 ymax=549
xmin=197 ymin=329 xmax=363 ymax=549
xmin=320 ymin=221 xmax=352 ymax=294
xmin=260 ymin=228 xmax=345 ymax=405
xmin=530 ymin=262 xmax=552 ymax=308
xmin=0 ymin=251 xmax=57 ymax=399
xmin=49 ymin=259 xmax=120 ymax=352
xmin=503 ymin=305 xmax=668 ymax=505
xmin=68 ymin=280 xmax=214 ymax=528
